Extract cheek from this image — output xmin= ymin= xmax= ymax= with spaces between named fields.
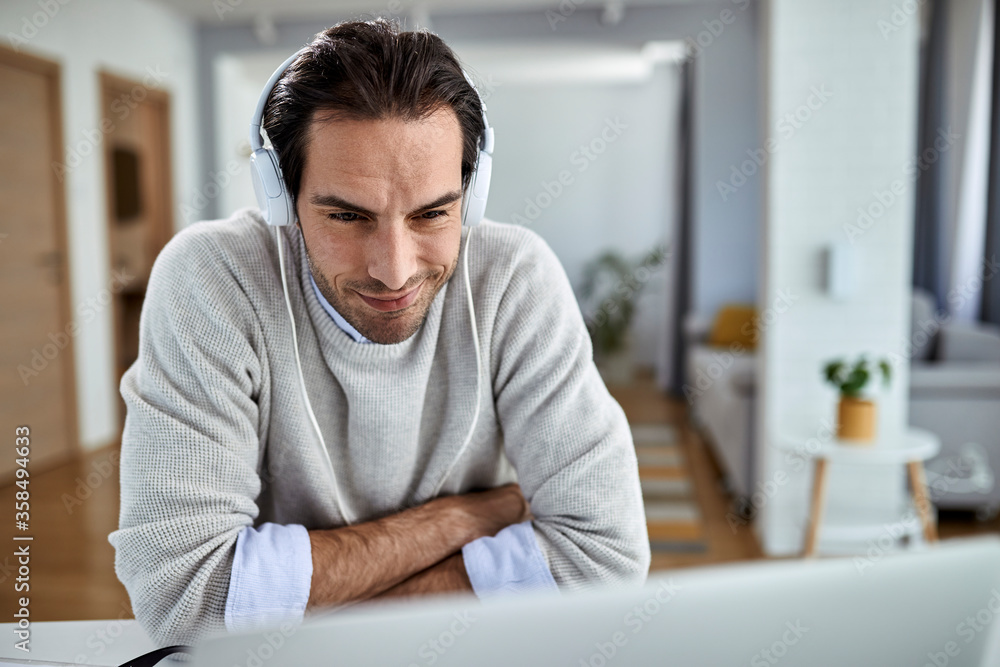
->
xmin=312 ymin=231 xmax=360 ymax=267
xmin=302 ymin=228 xmax=360 ymax=283
xmin=422 ymin=236 xmax=458 ymax=268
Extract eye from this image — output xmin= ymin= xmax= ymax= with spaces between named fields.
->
xmin=420 ymin=210 xmax=447 ymax=220
xmin=327 ymin=211 xmax=364 ymax=223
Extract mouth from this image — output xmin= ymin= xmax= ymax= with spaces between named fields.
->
xmin=355 ymin=281 xmax=424 ymax=313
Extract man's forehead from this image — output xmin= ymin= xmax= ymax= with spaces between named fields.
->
xmin=300 ymin=108 xmax=464 ymax=209
xmin=304 ymin=106 xmax=462 ymax=152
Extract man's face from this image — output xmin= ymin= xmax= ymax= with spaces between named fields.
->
xmin=296 ymin=106 xmax=465 ymax=345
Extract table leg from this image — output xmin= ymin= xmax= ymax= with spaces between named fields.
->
xmin=803 ymin=458 xmax=829 ymax=557
xmin=907 ymin=460 xmax=938 ymax=543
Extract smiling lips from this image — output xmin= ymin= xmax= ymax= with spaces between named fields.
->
xmin=356 ymin=281 xmax=423 ymax=312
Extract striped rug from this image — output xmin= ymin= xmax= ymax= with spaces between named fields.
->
xmin=632 ymin=424 xmax=707 ymax=553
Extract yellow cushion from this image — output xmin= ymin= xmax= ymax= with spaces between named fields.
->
xmin=708 ymin=304 xmax=758 ymax=349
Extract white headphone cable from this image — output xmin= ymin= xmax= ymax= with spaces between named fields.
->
xmin=430 ymin=225 xmax=482 ymax=498
xmin=275 ymin=225 xmax=355 ymax=525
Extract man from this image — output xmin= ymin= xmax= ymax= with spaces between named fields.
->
xmin=109 ymin=18 xmax=649 ymax=647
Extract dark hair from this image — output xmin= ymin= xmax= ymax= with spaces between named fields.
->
xmin=262 ymin=18 xmax=485 ymax=211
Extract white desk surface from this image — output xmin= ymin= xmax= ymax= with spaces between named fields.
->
xmin=0 ymin=620 xmax=157 ymax=666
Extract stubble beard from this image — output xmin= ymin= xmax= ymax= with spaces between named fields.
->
xmin=304 ymin=241 xmax=460 ymax=345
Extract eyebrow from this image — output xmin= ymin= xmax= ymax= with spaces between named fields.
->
xmin=308 ymin=190 xmax=463 ymax=219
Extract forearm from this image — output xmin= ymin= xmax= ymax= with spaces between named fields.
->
xmin=307 ymin=484 xmax=527 ymax=609
xmin=373 ymin=553 xmax=473 ymax=600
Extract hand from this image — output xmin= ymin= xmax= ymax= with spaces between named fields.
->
xmin=461 ymin=483 xmax=531 ymax=539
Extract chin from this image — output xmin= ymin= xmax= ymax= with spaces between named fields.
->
xmin=347 ymin=287 xmax=440 ymax=344
xmin=355 ymin=313 xmax=425 ymax=345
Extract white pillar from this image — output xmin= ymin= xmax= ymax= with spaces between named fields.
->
xmin=756 ymin=0 xmax=920 ymax=555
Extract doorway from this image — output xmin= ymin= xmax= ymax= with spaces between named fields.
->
xmin=0 ymin=47 xmax=80 ymax=479
xmin=98 ymin=71 xmax=173 ymax=429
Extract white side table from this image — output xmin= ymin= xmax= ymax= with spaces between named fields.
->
xmin=778 ymin=427 xmax=941 ymax=557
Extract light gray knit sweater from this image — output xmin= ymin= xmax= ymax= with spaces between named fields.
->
xmin=109 ymin=207 xmax=650 ymax=647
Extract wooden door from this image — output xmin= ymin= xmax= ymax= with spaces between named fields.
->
xmin=0 ymin=47 xmax=79 ymax=480
xmin=99 ymin=72 xmax=173 ymax=428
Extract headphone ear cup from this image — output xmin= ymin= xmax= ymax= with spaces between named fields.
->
xmin=462 ymin=149 xmax=492 ymax=227
xmin=250 ymin=148 xmax=294 ymax=226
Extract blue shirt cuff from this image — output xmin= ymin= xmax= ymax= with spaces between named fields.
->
xmin=461 ymin=521 xmax=559 ymax=598
xmin=225 ymin=522 xmax=313 ymax=633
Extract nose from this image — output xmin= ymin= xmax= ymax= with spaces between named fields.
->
xmin=366 ymin=221 xmax=419 ymax=292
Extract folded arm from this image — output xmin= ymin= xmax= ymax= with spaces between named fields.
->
xmin=306 ymin=483 xmax=528 ymax=608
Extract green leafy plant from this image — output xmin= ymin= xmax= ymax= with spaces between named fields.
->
xmin=579 ymin=245 xmax=667 ymax=358
xmin=822 ymin=355 xmax=892 ymax=398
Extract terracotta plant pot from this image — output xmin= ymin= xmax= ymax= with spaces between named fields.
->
xmin=837 ymin=396 xmax=876 ymax=443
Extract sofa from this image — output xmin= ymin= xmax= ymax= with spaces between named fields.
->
xmin=685 ymin=291 xmax=1000 ymax=518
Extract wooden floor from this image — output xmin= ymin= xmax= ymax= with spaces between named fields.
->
xmin=3 ymin=372 xmax=998 ymax=621
xmin=607 ymin=379 xmax=765 ymax=570
xmin=0 ymin=446 xmax=130 ymax=621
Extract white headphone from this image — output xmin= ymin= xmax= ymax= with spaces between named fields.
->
xmin=249 ymin=44 xmax=491 ymax=525
xmin=248 ymin=47 xmax=495 ymax=228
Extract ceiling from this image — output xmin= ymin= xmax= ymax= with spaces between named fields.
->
xmin=150 ymin=0 xmax=706 ymax=24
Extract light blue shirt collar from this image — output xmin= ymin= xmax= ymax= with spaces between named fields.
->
xmin=308 ymin=270 xmax=372 ymax=344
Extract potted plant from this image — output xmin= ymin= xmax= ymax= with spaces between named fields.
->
xmin=822 ymin=356 xmax=892 ymax=443
xmin=579 ymin=246 xmax=667 ymax=384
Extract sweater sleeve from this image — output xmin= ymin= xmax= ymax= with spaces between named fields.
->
xmin=490 ymin=230 xmax=651 ymax=590
xmin=107 ymin=228 xmax=273 ymax=647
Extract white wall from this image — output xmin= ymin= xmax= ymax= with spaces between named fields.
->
xmin=757 ymin=0 xmax=920 ymax=555
xmin=0 ymin=0 xmax=200 ymax=451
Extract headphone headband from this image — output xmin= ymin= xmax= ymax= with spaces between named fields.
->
xmin=249 ymin=44 xmax=493 ymax=227
xmin=249 ymin=48 xmax=306 ymax=152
